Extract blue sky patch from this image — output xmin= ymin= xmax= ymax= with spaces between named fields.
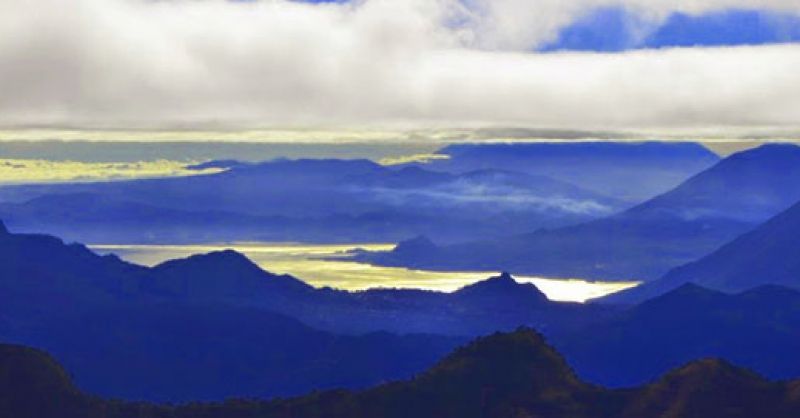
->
xmin=543 ymin=8 xmax=800 ymax=51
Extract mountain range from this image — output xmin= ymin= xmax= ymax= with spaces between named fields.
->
xmin=560 ymin=283 xmax=800 ymax=387
xmin=406 ymin=141 xmax=720 ymax=201
xmin=2 ymin=221 xmax=800 ymax=401
xmin=0 ymin=159 xmax=623 ymax=245
xmin=359 ymin=144 xmax=800 ymax=280
xmin=0 ymin=220 xmax=462 ymax=402
xmin=0 ymin=141 xmax=720 ymax=246
xmin=3 ymin=329 xmax=799 ymax=418
xmin=661 ymin=198 xmax=800 ymax=290
xmin=0 ymin=221 xmax=605 ymax=401
xmin=602 ymin=197 xmax=800 ymax=304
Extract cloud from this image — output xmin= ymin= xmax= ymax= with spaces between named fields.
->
xmin=1 ymin=0 xmax=800 ymax=134
xmin=349 ymin=181 xmax=616 ymax=215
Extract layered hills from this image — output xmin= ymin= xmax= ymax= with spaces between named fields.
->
xmin=3 ymin=329 xmax=799 ymax=418
xmin=2 ymin=222 xmax=800 ymax=400
xmin=361 ymin=144 xmax=800 ymax=280
xmin=603 ymin=198 xmax=800 ymax=304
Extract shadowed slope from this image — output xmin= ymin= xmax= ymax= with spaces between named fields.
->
xmin=659 ymin=198 xmax=800 ymax=291
xmin=0 ymin=344 xmax=94 ymax=417
xmin=361 ymin=144 xmax=800 ymax=280
xmin=605 ymin=198 xmax=800 ymax=304
xmin=560 ymin=283 xmax=800 ymax=387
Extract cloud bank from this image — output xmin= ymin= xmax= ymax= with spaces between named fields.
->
xmin=1 ymin=0 xmax=799 ymax=134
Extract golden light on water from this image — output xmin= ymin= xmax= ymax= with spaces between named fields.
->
xmin=91 ymin=243 xmax=640 ymax=303
xmin=0 ymin=158 xmax=221 ymax=184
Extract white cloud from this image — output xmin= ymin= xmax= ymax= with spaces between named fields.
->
xmin=1 ymin=0 xmax=799 ymax=134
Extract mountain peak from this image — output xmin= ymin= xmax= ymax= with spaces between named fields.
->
xmin=421 ymin=328 xmax=587 ymax=394
xmin=621 ymin=282 xmax=729 ymax=316
xmin=472 ymin=271 xmax=519 ymax=288
xmin=625 ymin=358 xmax=777 ymax=418
xmin=155 ymin=249 xmax=259 ymax=271
xmin=0 ymin=344 xmax=79 ymax=406
xmin=431 ymin=328 xmax=550 ymax=369
xmin=149 ymin=250 xmax=312 ymax=298
xmin=455 ymin=272 xmax=548 ymax=304
xmin=648 ymin=357 xmax=768 ymax=391
xmin=671 ymin=358 xmax=750 ymax=376
xmin=640 ymin=282 xmax=724 ymax=305
xmin=671 ymin=281 xmax=715 ymax=294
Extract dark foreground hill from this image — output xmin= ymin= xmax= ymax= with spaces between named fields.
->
xmin=3 ymin=329 xmax=800 ymax=418
xmin=560 ymin=283 xmax=800 ymax=387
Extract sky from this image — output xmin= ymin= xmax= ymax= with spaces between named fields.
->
xmin=2 ymin=0 xmax=800 ymax=140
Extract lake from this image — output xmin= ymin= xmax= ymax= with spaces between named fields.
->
xmin=90 ymin=242 xmax=640 ymax=303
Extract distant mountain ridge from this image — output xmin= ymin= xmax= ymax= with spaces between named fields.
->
xmin=412 ymin=141 xmax=720 ymax=201
xmin=3 ymin=329 xmax=800 ymax=418
xmin=0 ymin=155 xmax=626 ymax=244
xmin=0 ymin=219 xmax=608 ymax=335
xmin=658 ymin=196 xmax=800 ymax=291
xmin=626 ymin=143 xmax=800 ymax=222
xmin=603 ymin=197 xmax=800 ymax=304
xmin=360 ymin=144 xmax=800 ymax=280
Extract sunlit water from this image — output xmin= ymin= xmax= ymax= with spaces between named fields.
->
xmin=90 ymin=243 xmax=640 ymax=303
xmin=0 ymin=158 xmax=223 ymax=185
